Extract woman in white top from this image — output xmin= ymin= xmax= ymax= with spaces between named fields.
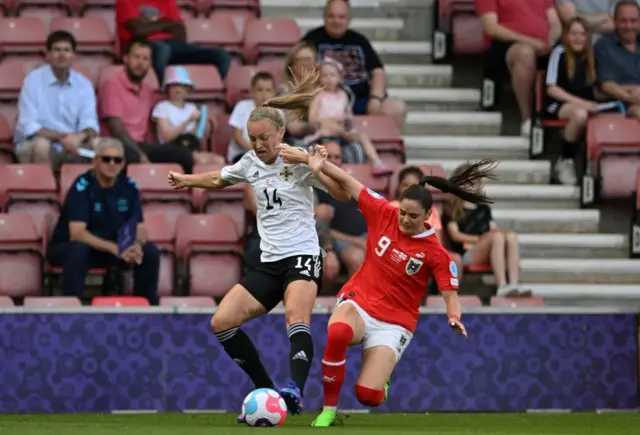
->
xmin=151 ymin=66 xmax=224 ymax=165
xmin=168 ymin=69 xmax=349 ymax=419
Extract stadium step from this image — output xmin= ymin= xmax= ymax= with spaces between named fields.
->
xmin=403 ymin=112 xmax=502 ymax=136
xmin=404 ymin=135 xmax=528 ymax=160
xmin=522 ymin=284 xmax=640 ymax=299
xmin=485 ymin=184 xmax=579 ymax=209
xmin=492 ymin=209 xmax=600 ymax=234
xmin=503 ymin=259 xmax=640 ymax=284
xmin=386 ymin=65 xmax=453 ymax=88
xmin=518 ymin=233 xmax=628 ymax=259
xmin=406 ymin=159 xmax=551 ymax=185
xmin=295 ymin=17 xmax=404 ymax=41
xmin=389 ymin=88 xmax=480 ymax=111
xmin=372 ymin=41 xmax=432 ymax=64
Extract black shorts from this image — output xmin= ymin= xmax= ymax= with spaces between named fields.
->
xmin=485 ymin=40 xmax=549 ymax=81
xmin=239 ymin=253 xmax=323 ymax=312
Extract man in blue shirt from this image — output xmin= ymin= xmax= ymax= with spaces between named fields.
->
xmin=14 ymin=30 xmax=99 ymax=166
xmin=47 ymin=138 xmax=160 ymax=304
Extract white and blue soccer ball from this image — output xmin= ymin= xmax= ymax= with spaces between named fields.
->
xmin=241 ymin=388 xmax=288 ymax=427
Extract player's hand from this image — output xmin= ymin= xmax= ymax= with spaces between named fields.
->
xmin=276 ymin=143 xmax=308 ymax=164
xmin=168 ymin=171 xmax=188 ymax=189
xmin=449 ymin=317 xmax=467 ymax=338
xmin=308 ymin=145 xmax=327 ymax=175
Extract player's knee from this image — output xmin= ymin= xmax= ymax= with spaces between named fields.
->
xmin=327 ymin=322 xmax=354 ymax=348
xmin=354 ymin=384 xmax=385 ymax=407
xmin=505 ymin=231 xmax=518 ymax=244
xmin=210 ymin=312 xmax=237 ymax=334
xmin=285 ymin=309 xmax=309 ymax=328
xmin=491 ymin=230 xmax=505 ymax=246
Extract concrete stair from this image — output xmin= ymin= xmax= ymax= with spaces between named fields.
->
xmin=265 ymin=0 xmax=639 ymax=296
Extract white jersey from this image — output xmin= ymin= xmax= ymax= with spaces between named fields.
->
xmin=220 ymin=150 xmax=326 ymax=262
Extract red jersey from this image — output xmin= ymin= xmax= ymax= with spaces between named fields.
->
xmin=338 ymin=188 xmax=459 ymax=332
xmin=116 ymin=0 xmax=182 ymax=49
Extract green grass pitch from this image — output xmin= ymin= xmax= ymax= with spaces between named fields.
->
xmin=0 ymin=413 xmax=638 ymax=435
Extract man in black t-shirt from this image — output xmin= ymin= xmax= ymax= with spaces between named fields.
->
xmin=301 ymin=0 xmax=406 ymax=127
xmin=314 ymin=140 xmax=367 ymax=277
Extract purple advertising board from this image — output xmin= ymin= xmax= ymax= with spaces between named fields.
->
xmin=0 ymin=310 xmax=637 ymax=413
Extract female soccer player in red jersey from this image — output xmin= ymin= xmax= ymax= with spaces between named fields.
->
xmin=277 ymin=145 xmax=496 ymax=427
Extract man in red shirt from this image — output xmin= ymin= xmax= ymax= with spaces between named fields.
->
xmin=476 ymin=0 xmax=561 ymax=138
xmin=98 ymin=37 xmax=195 ymax=173
xmin=115 ymin=0 xmax=230 ymax=83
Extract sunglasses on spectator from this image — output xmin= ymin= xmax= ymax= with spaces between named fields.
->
xmin=100 ymin=156 xmax=124 ymax=164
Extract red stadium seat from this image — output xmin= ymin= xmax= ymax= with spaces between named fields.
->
xmin=144 ymin=213 xmax=176 ymax=297
xmin=0 ymin=295 xmax=14 ymax=306
xmin=2 ymin=164 xmax=60 ymax=239
xmin=191 ymin=162 xmax=246 ymax=208
xmin=59 ymin=164 xmax=92 ymax=202
xmin=342 ymin=164 xmax=389 ymax=196
xmin=210 ymin=9 xmax=258 ymax=37
xmin=490 ymin=296 xmax=544 ymax=307
xmin=0 ymin=62 xmax=28 ymax=101
xmin=0 ymin=213 xmax=43 ymax=297
xmin=82 ymin=7 xmax=116 ymax=35
xmin=225 ymin=63 xmax=284 ymax=108
xmin=160 ymin=296 xmax=216 ymax=307
xmin=196 ymin=0 xmax=260 ymax=16
xmin=637 ymin=167 xmax=640 ymax=210
xmin=50 ymin=17 xmax=115 ymax=55
xmin=176 ymin=213 xmax=243 ymax=297
xmin=24 ymin=296 xmax=82 ymax=307
xmin=0 ymin=112 xmax=12 ymax=149
xmin=351 ymin=115 xmax=405 ymax=161
xmin=426 ymin=295 xmax=482 ymax=308
xmin=464 ymin=263 xmax=492 ymax=273
xmin=583 ymin=116 xmax=640 ymax=204
xmin=185 ymin=16 xmax=243 ymax=58
xmin=0 ymin=17 xmax=47 ymax=55
xmin=212 ymin=113 xmax=232 ymax=158
xmin=175 ymin=213 xmax=242 ymax=258
xmin=98 ymin=65 xmax=159 ymax=91
xmin=243 ymin=18 xmax=301 ymax=63
xmin=387 ymin=164 xmax=448 ymax=200
xmin=128 ymin=163 xmax=193 ymax=231
xmin=452 ymin=15 xmax=483 ymax=55
xmin=17 ymin=3 xmax=70 ymax=28
xmin=92 ymin=296 xmax=150 ymax=306
xmin=184 ymin=65 xmax=225 ymax=109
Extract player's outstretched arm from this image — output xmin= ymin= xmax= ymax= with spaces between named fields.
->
xmin=168 ymin=170 xmax=230 ymax=190
xmin=441 ymin=290 xmax=467 ymax=338
xmin=319 ymin=161 xmax=364 ymax=201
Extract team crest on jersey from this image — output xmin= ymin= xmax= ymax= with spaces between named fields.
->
xmin=280 ymin=166 xmax=294 ymax=181
xmin=405 ymin=257 xmax=423 ymax=275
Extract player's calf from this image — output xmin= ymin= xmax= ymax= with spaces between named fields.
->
xmin=354 ymin=384 xmax=386 ymax=407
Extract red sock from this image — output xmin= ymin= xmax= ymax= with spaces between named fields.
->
xmin=355 ymin=384 xmax=385 ymax=407
xmin=321 ymin=322 xmax=353 ymax=408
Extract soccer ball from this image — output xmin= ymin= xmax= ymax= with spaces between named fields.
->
xmin=241 ymin=388 xmax=288 ymax=427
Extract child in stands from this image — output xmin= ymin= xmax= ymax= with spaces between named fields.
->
xmin=307 ymin=58 xmax=390 ymax=174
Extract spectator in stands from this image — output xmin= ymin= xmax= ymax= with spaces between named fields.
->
xmin=228 ymin=72 xmax=281 ymax=163
xmin=99 ymin=38 xmax=195 ymax=173
xmin=388 ymin=166 xmax=464 ymax=279
xmin=115 ymin=0 xmax=231 ymax=83
xmin=546 ymin=17 xmax=599 ymax=185
xmin=315 ymin=140 xmax=367 ymax=277
xmin=477 ymin=0 xmax=562 ymax=137
xmin=442 ymin=163 xmax=529 ymax=297
xmin=14 ymin=31 xmax=99 ymax=166
xmin=47 ymin=138 xmax=160 ymax=304
xmin=151 ymin=66 xmax=224 ymax=165
xmin=307 ymin=58 xmax=390 ymax=172
xmin=302 ymin=0 xmax=407 ymax=127
xmin=555 ymin=0 xmax=615 ymax=41
xmin=594 ymin=0 xmax=640 ymax=117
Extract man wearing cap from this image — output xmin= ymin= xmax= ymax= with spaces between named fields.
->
xmin=115 ymin=0 xmax=231 ymax=83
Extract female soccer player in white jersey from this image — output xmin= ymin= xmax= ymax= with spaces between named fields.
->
xmin=278 ymin=146 xmax=496 ymax=427
xmin=167 ymin=70 xmax=349 ymax=418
